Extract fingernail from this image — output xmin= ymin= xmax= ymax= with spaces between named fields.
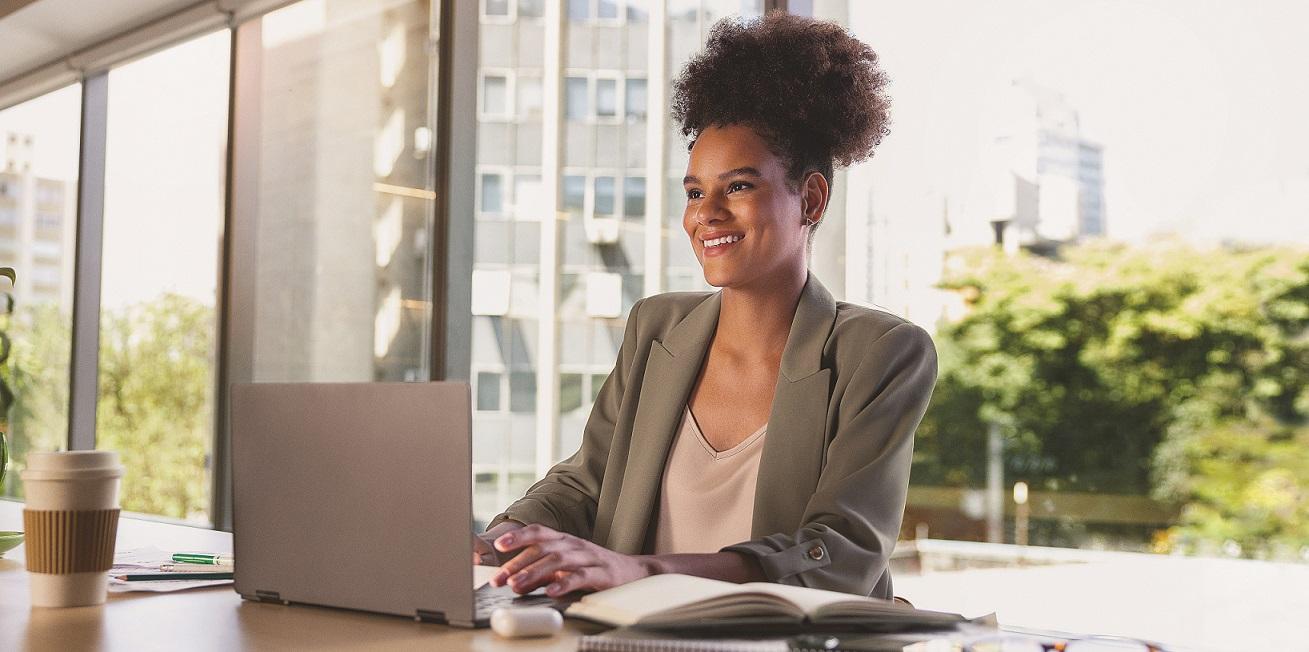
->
xmin=495 ymin=535 xmax=514 ymax=550
xmin=492 ymin=572 xmax=506 ymax=586
xmin=546 ymin=583 xmax=561 ymax=595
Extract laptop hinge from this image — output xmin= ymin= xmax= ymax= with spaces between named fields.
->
xmin=415 ymin=609 xmax=447 ymax=624
xmin=255 ymin=590 xmax=285 ymax=604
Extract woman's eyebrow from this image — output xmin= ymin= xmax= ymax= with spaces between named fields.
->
xmin=682 ymin=167 xmax=763 ymax=185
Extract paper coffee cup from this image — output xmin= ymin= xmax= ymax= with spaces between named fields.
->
xmin=21 ymin=451 xmax=124 ymax=608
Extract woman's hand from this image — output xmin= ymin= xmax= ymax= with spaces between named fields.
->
xmin=489 ymin=524 xmax=658 ymax=597
xmin=473 ymin=521 xmax=524 ymax=565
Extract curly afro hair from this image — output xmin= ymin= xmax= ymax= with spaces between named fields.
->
xmin=672 ymin=11 xmax=892 ymax=193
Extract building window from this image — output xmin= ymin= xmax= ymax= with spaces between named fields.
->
xmin=624 ymin=176 xmax=645 ymax=219
xmin=513 ymin=174 xmax=542 ymax=220
xmin=560 ymin=373 xmax=584 ymax=413
xmin=567 ymin=0 xmax=589 ymax=21
xmin=595 ymin=77 xmax=618 ymax=119
xmin=626 ymin=0 xmax=648 ymax=22
xmin=477 ymin=372 xmax=502 ymax=411
xmin=563 ymin=175 xmax=586 ymax=213
xmin=596 ymin=0 xmax=619 ymax=21
xmin=483 ymin=0 xmax=510 ymax=18
xmin=509 ymin=371 xmax=536 ymax=413
xmin=518 ymin=0 xmax=545 ymax=19
xmin=481 ymin=72 xmax=511 ymax=119
xmin=565 ymin=76 xmax=589 ymax=121
xmin=594 ymin=176 xmax=616 ymax=217
xmin=625 ymin=78 xmax=647 ymax=120
xmin=480 ymin=172 xmax=506 ymax=215
xmin=517 ymin=75 xmax=542 ymax=121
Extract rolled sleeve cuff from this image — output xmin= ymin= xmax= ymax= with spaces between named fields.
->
xmin=488 ymin=497 xmax=561 ymax=532
xmin=721 ymin=537 xmax=831 ymax=583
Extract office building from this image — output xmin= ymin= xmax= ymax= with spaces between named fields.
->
xmin=980 ymin=78 xmax=1106 ymax=248
xmin=0 ymin=131 xmax=75 ymax=312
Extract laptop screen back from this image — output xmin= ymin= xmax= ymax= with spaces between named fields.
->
xmin=231 ymin=382 xmax=474 ymax=624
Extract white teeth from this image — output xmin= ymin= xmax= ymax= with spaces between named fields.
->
xmin=704 ymin=235 xmax=742 ymax=248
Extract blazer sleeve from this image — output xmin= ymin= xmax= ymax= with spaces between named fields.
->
xmin=721 ymin=322 xmax=938 ymax=598
xmin=486 ymin=298 xmax=646 ymax=540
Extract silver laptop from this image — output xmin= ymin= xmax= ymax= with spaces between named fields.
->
xmin=230 ymin=382 xmax=554 ymax=627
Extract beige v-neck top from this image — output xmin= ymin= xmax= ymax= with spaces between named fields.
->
xmin=651 ymin=406 xmax=768 ymax=555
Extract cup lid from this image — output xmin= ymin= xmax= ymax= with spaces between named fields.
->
xmin=22 ymin=450 xmax=124 ymax=480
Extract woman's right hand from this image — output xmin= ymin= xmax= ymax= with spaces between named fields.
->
xmin=473 ymin=521 xmax=525 ymax=565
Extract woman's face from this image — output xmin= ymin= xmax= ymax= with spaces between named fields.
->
xmin=681 ymin=124 xmax=816 ymax=290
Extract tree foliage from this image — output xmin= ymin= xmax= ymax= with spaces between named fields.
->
xmin=2 ymin=294 xmax=213 ymax=521
xmin=96 ymin=294 xmax=214 ymax=520
xmin=916 ymin=239 xmax=1309 ymax=558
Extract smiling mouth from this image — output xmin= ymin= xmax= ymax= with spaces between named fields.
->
xmin=703 ymin=235 xmax=743 ymax=248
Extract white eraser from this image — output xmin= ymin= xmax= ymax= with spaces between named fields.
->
xmin=490 ymin=606 xmax=563 ymax=638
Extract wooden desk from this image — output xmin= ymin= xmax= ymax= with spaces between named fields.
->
xmin=0 ymin=500 xmax=603 ymax=651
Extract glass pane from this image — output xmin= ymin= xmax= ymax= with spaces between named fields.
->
xmin=565 ymin=77 xmax=589 ymax=121
xmin=513 ymin=174 xmax=542 ymax=220
xmin=518 ymin=0 xmax=544 ymax=18
xmin=482 ymin=74 xmax=508 ymax=115
xmin=484 ymin=0 xmax=509 ymax=16
xmin=509 ymin=371 xmax=535 ymax=413
xmin=0 ymin=85 xmax=81 ymax=499
xmin=99 ymin=31 xmax=230 ymax=523
xmin=517 ymin=75 xmax=542 ymax=120
xmin=594 ymin=176 xmax=616 ymax=216
xmin=626 ymin=0 xmax=648 ymax=22
xmin=596 ymin=78 xmax=618 ymax=118
xmin=597 ymin=0 xmax=618 ymax=20
xmin=481 ymin=173 xmax=504 ymax=214
xmin=560 ymin=373 xmax=583 ymax=413
xmin=623 ymin=176 xmax=645 ymax=219
xmin=253 ymin=0 xmax=433 ymax=383
xmin=563 ymin=175 xmax=586 ymax=213
xmin=625 ymin=78 xmax=647 ymax=120
xmin=477 ymin=372 xmax=501 ymax=411
xmin=589 ymin=373 xmax=608 ymax=403
xmin=567 ymin=0 xmax=589 ymax=21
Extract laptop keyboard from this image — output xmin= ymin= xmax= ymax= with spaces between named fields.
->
xmin=473 ymin=583 xmax=561 ymax=622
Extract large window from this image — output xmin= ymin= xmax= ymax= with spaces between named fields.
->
xmin=249 ymin=0 xmax=435 ymax=384
xmin=470 ymin=0 xmax=765 ymax=526
xmin=99 ymin=30 xmax=231 ymax=523
xmin=0 ymin=85 xmax=81 ymax=499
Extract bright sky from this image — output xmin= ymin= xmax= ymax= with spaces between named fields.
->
xmin=2 ymin=1 xmax=1307 ymax=311
xmin=850 ymin=0 xmax=1309 ymax=245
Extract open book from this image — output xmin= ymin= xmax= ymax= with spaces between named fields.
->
xmin=565 ymin=574 xmax=966 ymax=632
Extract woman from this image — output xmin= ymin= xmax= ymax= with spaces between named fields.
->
xmin=475 ymin=11 xmax=936 ymax=601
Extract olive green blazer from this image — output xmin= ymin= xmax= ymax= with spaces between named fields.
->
xmin=489 ymin=273 xmax=938 ymax=598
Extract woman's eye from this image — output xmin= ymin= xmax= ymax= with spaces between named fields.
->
xmin=728 ymin=181 xmax=751 ymax=193
xmin=686 ymin=189 xmax=702 ymax=200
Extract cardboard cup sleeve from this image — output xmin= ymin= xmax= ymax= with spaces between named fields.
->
xmin=23 ymin=509 xmax=120 ymax=574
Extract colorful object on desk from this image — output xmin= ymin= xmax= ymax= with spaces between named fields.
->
xmin=0 ymin=531 xmax=22 ymax=556
xmin=171 ymin=552 xmax=234 ymax=565
xmin=114 ymin=571 xmax=235 ymax=582
xmin=162 ymin=560 xmax=236 ymax=570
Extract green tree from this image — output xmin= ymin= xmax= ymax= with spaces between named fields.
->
xmin=919 ymin=240 xmax=1309 ymax=556
xmin=96 ymin=294 xmax=215 ymax=520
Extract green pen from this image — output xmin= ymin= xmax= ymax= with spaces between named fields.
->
xmin=171 ymin=553 xmax=235 ymax=565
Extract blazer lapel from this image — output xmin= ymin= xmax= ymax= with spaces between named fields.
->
xmin=604 ymin=293 xmax=720 ymax=553
xmin=752 ymin=274 xmax=838 ymax=537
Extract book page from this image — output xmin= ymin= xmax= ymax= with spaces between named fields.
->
xmin=566 ymin=574 xmax=762 ymax=626
xmin=739 ymin=581 xmax=885 ymax=615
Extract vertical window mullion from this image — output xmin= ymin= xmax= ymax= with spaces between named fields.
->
xmin=67 ymin=72 xmax=108 ymax=452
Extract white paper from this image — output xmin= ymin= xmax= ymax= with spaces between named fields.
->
xmin=108 ymin=546 xmax=233 ymax=593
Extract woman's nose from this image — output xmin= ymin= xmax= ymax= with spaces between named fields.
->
xmin=696 ymin=192 xmax=729 ymax=225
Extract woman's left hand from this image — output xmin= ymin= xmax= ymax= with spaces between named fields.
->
xmin=489 ymin=524 xmax=657 ymax=597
